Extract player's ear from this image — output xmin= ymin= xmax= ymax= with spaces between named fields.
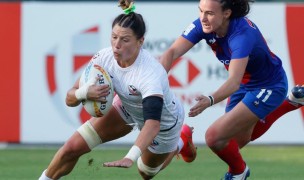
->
xmin=138 ymin=37 xmax=144 ymax=46
xmin=224 ymin=9 xmax=232 ymax=19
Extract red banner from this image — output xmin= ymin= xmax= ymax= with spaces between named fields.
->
xmin=286 ymin=5 xmax=304 ymax=119
xmin=0 ymin=3 xmax=21 ymax=142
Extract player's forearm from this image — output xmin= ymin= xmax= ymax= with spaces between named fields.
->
xmin=134 ymin=120 xmax=160 ymax=151
xmin=159 ymin=50 xmax=175 ymax=73
xmin=212 ymin=78 xmax=240 ymax=104
xmin=65 ymin=88 xmax=82 ymax=107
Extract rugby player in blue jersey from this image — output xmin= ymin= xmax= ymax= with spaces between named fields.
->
xmin=160 ymin=0 xmax=303 ymax=179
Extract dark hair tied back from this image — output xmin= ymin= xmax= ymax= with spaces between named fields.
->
xmin=113 ymin=0 xmax=146 ymax=39
xmin=220 ymin=0 xmax=255 ymax=18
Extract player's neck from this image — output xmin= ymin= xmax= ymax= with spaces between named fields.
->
xmin=215 ymin=20 xmax=230 ymax=38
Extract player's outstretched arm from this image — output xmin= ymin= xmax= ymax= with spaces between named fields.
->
xmin=103 ymin=120 xmax=160 ymax=168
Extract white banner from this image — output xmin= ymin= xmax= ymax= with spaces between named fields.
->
xmin=21 ymin=2 xmax=304 ymax=144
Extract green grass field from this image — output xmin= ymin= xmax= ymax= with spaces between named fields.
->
xmin=0 ymin=145 xmax=303 ymax=180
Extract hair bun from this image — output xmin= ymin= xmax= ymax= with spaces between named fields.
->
xmin=118 ymin=0 xmax=134 ymax=10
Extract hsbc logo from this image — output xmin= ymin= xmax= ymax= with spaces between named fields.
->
xmin=169 ymin=57 xmax=200 ymax=88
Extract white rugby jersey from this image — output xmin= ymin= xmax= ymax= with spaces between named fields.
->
xmin=91 ymin=47 xmax=184 ymax=131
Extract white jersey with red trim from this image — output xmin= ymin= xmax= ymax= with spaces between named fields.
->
xmin=91 ymin=47 xmax=184 ymax=130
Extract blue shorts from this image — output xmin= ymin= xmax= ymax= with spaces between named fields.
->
xmin=226 ymin=86 xmax=287 ymax=119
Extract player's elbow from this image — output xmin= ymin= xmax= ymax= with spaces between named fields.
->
xmin=227 ymin=78 xmax=241 ymax=93
xmin=231 ymin=81 xmax=240 ymax=92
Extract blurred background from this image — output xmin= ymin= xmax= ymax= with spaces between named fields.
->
xmin=1 ymin=0 xmax=304 ymax=147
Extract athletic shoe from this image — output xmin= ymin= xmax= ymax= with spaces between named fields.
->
xmin=288 ymin=85 xmax=304 ymax=105
xmin=179 ymin=124 xmax=197 ymax=163
xmin=223 ymin=165 xmax=250 ymax=180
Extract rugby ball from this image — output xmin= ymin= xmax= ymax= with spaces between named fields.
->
xmin=79 ymin=62 xmax=114 ymax=117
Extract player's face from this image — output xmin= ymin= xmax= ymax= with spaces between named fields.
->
xmin=111 ymin=24 xmax=143 ymax=67
xmin=199 ymin=0 xmax=231 ymax=37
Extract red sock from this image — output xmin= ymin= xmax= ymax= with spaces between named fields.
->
xmin=251 ymin=99 xmax=301 ymax=141
xmin=214 ymin=139 xmax=245 ymax=174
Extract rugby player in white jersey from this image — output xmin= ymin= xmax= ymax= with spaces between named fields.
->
xmin=38 ymin=1 xmax=196 ymax=180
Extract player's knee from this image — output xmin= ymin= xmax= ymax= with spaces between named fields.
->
xmin=137 ymin=157 xmax=163 ymax=178
xmin=77 ymin=121 xmax=103 ymax=150
xmin=205 ymin=127 xmax=218 ymax=148
xmin=59 ymin=141 xmax=81 ymax=162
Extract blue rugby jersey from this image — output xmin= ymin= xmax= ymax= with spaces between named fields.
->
xmin=182 ymin=17 xmax=286 ymax=89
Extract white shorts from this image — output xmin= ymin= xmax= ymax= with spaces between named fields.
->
xmin=112 ymin=95 xmax=184 ymax=154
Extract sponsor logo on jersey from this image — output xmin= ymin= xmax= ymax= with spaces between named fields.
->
xmin=244 ymin=17 xmax=256 ymax=29
xmin=253 ymin=100 xmax=259 ymax=107
xmin=219 ymin=59 xmax=230 ymax=65
xmin=120 ymin=105 xmax=131 ymax=120
xmin=209 ymin=38 xmax=216 ymax=44
xmin=128 ymin=85 xmax=140 ymax=96
xmin=150 ymin=140 xmax=159 ymax=149
xmin=183 ymin=23 xmax=196 ymax=36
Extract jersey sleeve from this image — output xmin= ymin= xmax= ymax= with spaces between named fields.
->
xmin=229 ymin=22 xmax=257 ymax=59
xmin=139 ymin=64 xmax=167 ymax=99
xmin=90 ymin=48 xmax=109 ymax=66
xmin=181 ymin=18 xmax=205 ymax=44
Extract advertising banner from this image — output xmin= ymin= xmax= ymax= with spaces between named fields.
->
xmin=1 ymin=2 xmax=303 ymax=144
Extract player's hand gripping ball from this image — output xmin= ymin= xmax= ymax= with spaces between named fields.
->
xmin=79 ymin=62 xmax=114 ymax=117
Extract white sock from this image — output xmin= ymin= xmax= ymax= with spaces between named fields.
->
xmin=177 ymin=137 xmax=184 ymax=153
xmin=38 ymin=169 xmax=53 ymax=180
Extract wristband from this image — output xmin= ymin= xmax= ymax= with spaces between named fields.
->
xmin=75 ymin=84 xmax=90 ymax=100
xmin=75 ymin=77 xmax=97 ymax=100
xmin=208 ymin=95 xmax=214 ymax=106
xmin=125 ymin=145 xmax=142 ymax=162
